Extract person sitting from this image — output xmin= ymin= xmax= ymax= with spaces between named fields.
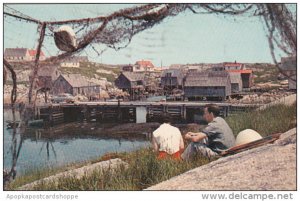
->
xmin=152 ymin=114 xmax=184 ymax=160
xmin=181 ymin=104 xmax=235 ymax=160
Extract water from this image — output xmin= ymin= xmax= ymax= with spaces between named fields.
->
xmin=3 ymin=110 xmax=150 ymax=176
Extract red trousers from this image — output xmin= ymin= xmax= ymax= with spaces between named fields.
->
xmin=158 ymin=151 xmax=182 ymax=160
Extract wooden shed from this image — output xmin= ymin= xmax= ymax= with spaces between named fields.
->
xmin=52 ymin=74 xmax=101 ymax=98
xmin=279 ymin=56 xmax=296 ymax=90
xmin=161 ymin=69 xmax=185 ymax=91
xmin=114 ymin=72 xmax=145 ymax=100
xmin=228 ymin=72 xmax=243 ymax=93
xmin=184 ymin=71 xmax=231 ymax=101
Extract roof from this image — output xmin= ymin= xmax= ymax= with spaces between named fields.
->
xmin=4 ymin=48 xmax=28 ymax=57
xmin=28 ymin=49 xmax=45 ymax=57
xmin=61 ymin=74 xmax=98 ymax=87
xmin=184 ymin=71 xmax=230 ymax=87
xmin=122 ymin=72 xmax=145 ymax=82
xmin=4 ymin=48 xmax=45 ymax=57
xmin=161 ymin=69 xmax=184 ymax=77
xmin=135 ymin=60 xmax=155 ymax=68
xmin=229 ymin=72 xmax=242 ymax=84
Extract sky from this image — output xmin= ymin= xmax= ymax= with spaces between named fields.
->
xmin=3 ymin=3 xmax=294 ymax=67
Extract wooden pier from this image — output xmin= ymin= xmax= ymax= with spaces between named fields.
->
xmin=32 ymin=101 xmax=261 ymax=127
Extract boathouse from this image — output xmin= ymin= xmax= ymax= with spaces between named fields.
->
xmin=161 ymin=69 xmax=185 ymax=91
xmin=115 ymin=72 xmax=145 ymax=100
xmin=228 ymin=72 xmax=243 ymax=93
xmin=212 ymin=62 xmax=253 ymax=90
xmin=184 ymin=71 xmax=231 ymax=101
xmin=52 ymin=74 xmax=101 ymax=98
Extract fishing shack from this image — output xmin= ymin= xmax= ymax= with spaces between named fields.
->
xmin=184 ymin=71 xmax=231 ymax=101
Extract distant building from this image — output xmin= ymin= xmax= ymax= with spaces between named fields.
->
xmin=212 ymin=62 xmax=245 ymax=71
xmin=161 ymin=69 xmax=185 ymax=90
xmin=184 ymin=71 xmax=231 ymax=101
xmin=279 ymin=56 xmax=296 ymax=90
xmin=228 ymin=72 xmax=243 ymax=93
xmin=115 ymin=72 xmax=145 ymax=100
xmin=211 ymin=61 xmax=252 ymax=90
xmin=60 ymin=56 xmax=88 ymax=68
xmin=4 ymin=48 xmax=46 ymax=62
xmin=133 ymin=60 xmax=155 ymax=72
xmin=52 ymin=74 xmax=100 ymax=98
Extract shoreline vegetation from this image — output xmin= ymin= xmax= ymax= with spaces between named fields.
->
xmin=5 ymin=103 xmax=296 ymax=190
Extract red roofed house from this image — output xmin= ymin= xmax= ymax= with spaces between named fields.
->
xmin=28 ymin=49 xmax=46 ymax=61
xmin=4 ymin=48 xmax=46 ymax=62
xmin=133 ymin=60 xmax=155 ymax=72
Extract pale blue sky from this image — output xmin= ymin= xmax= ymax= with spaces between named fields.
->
xmin=3 ymin=3 xmax=292 ymax=67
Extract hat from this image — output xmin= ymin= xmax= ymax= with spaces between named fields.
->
xmin=235 ymin=129 xmax=262 ymax=146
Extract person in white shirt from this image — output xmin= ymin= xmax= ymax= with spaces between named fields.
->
xmin=152 ymin=115 xmax=184 ymax=160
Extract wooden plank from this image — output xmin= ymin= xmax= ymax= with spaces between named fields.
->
xmin=221 ymin=133 xmax=282 ymax=156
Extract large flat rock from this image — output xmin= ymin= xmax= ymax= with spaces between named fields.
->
xmin=146 ymin=128 xmax=296 ymax=190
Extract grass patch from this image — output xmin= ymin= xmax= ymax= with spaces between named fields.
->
xmin=59 ymin=62 xmax=120 ymax=82
xmin=8 ymin=148 xmax=210 ymax=190
xmin=226 ymin=103 xmax=296 ymax=136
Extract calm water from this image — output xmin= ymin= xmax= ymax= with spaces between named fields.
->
xmin=3 ymin=110 xmax=150 ymax=176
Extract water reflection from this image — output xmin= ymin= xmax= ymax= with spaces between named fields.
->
xmin=4 ymin=110 xmax=150 ymax=182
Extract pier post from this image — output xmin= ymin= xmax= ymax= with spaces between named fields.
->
xmin=182 ymin=104 xmax=186 ymax=121
xmin=117 ymin=100 xmax=121 ymax=122
xmin=49 ymin=105 xmax=53 ymax=127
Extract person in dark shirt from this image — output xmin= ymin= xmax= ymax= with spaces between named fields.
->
xmin=181 ymin=104 xmax=235 ymax=160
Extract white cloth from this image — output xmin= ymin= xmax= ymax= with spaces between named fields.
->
xmin=153 ymin=123 xmax=183 ymax=154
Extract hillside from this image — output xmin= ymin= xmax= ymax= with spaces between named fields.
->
xmin=60 ymin=62 xmax=121 ymax=82
xmin=245 ymin=63 xmax=280 ymax=84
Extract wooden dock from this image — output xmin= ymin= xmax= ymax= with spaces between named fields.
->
xmin=32 ymin=101 xmax=261 ymax=127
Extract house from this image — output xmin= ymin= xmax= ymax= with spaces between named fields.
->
xmin=52 ymin=74 xmax=101 ymax=98
xmin=279 ymin=56 xmax=296 ymax=90
xmin=227 ymin=69 xmax=253 ymax=89
xmin=184 ymin=71 xmax=231 ymax=101
xmin=133 ymin=60 xmax=155 ymax=72
xmin=211 ymin=62 xmax=253 ymax=89
xmin=115 ymin=72 xmax=145 ymax=100
xmin=161 ymin=69 xmax=185 ymax=90
xmin=212 ymin=62 xmax=245 ymax=71
xmin=228 ymin=72 xmax=243 ymax=93
xmin=60 ymin=56 xmax=89 ymax=68
xmin=4 ymin=48 xmax=46 ymax=61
